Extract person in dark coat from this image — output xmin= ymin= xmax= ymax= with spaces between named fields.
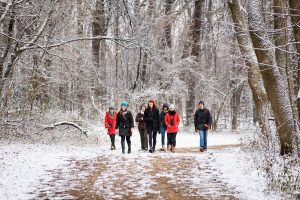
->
xmin=116 ymin=101 xmax=134 ymax=154
xmin=144 ymin=99 xmax=160 ymax=153
xmin=159 ymin=103 xmax=169 ymax=151
xmin=194 ymin=100 xmax=212 ymax=152
xmin=135 ymin=103 xmax=148 ymax=150
xmin=104 ymin=106 xmax=117 ymax=150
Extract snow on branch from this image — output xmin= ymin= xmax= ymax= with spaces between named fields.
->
xmin=18 ymin=36 xmax=138 ymax=51
xmin=42 ymin=121 xmax=88 ymax=137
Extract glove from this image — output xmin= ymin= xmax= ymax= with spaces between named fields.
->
xmin=195 ymin=128 xmax=199 ymax=132
xmin=204 ymin=123 xmax=209 ymax=129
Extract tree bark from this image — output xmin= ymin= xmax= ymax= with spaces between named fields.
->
xmin=230 ymin=79 xmax=244 ymax=130
xmin=228 ymin=0 xmax=272 ymax=141
xmin=288 ymin=0 xmax=300 ymax=121
xmin=247 ymin=0 xmax=299 ymax=155
xmin=92 ymin=0 xmax=107 ymax=98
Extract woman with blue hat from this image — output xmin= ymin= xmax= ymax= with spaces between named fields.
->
xmin=116 ymin=101 xmax=134 ymax=154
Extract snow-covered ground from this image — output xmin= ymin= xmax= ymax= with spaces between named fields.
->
xmin=0 ymin=129 xmax=284 ymax=200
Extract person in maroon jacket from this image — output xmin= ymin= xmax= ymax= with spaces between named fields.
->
xmin=164 ymin=104 xmax=180 ymax=153
xmin=135 ymin=103 xmax=148 ymax=151
xmin=105 ymin=106 xmax=117 ymax=150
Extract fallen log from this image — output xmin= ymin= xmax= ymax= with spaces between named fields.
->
xmin=42 ymin=121 xmax=88 ymax=137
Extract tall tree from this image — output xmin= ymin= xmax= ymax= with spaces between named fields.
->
xmin=92 ymin=0 xmax=108 ymax=100
xmin=288 ymin=0 xmax=300 ymax=119
xmin=247 ymin=0 xmax=299 ymax=155
xmin=228 ymin=0 xmax=272 ymax=140
xmin=185 ymin=0 xmax=205 ymax=126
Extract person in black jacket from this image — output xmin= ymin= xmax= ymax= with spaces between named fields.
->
xmin=194 ymin=100 xmax=212 ymax=152
xmin=159 ymin=103 xmax=169 ymax=151
xmin=144 ymin=99 xmax=160 ymax=153
xmin=116 ymin=101 xmax=134 ymax=154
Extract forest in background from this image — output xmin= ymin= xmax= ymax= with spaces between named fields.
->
xmin=1 ymin=0 xmax=300 ymax=185
xmin=1 ymin=0 xmax=300 ymax=195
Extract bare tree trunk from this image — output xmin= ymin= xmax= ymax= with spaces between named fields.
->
xmin=92 ymin=0 xmax=107 ymax=99
xmin=163 ymin=0 xmax=174 ymax=57
xmin=228 ymin=0 xmax=272 ymax=140
xmin=185 ymin=0 xmax=204 ymax=126
xmin=288 ymin=0 xmax=300 ymax=121
xmin=230 ymin=79 xmax=244 ymax=130
xmin=274 ymin=0 xmax=298 ymax=127
xmin=247 ymin=0 xmax=299 ymax=155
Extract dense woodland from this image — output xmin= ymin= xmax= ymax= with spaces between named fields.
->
xmin=1 ymin=0 xmax=300 ymax=159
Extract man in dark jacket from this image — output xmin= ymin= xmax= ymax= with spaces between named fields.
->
xmin=144 ymin=99 xmax=160 ymax=153
xmin=194 ymin=100 xmax=212 ymax=152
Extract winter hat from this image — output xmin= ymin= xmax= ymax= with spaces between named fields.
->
xmin=169 ymin=104 xmax=175 ymax=110
xmin=109 ymin=106 xmax=115 ymax=111
xmin=149 ymin=99 xmax=155 ymax=104
xmin=120 ymin=101 xmax=129 ymax=108
xmin=162 ymin=103 xmax=169 ymax=109
xmin=198 ymin=100 xmax=204 ymax=105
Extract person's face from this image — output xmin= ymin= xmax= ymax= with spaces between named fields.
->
xmin=163 ymin=107 xmax=168 ymax=111
xmin=149 ymin=102 xmax=154 ymax=108
xmin=141 ymin=106 xmax=146 ymax=112
xmin=109 ymin=109 xmax=115 ymax=114
xmin=198 ymin=103 xmax=204 ymax=109
xmin=121 ymin=106 xmax=127 ymax=111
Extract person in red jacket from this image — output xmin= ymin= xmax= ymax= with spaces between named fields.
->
xmin=164 ymin=104 xmax=180 ymax=153
xmin=105 ymin=106 xmax=117 ymax=150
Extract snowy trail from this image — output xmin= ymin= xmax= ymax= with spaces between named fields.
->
xmin=0 ymin=131 xmax=282 ymax=200
xmin=30 ymin=147 xmax=239 ymax=200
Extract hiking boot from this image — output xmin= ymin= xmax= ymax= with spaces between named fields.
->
xmin=128 ymin=142 xmax=131 ymax=154
xmin=199 ymin=147 xmax=205 ymax=152
xmin=170 ymin=145 xmax=175 ymax=153
xmin=149 ymin=148 xmax=154 ymax=153
xmin=121 ymin=141 xmax=125 ymax=154
xmin=160 ymin=145 xmax=166 ymax=151
xmin=167 ymin=145 xmax=171 ymax=151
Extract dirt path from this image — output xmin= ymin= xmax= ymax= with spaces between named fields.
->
xmin=32 ymin=146 xmax=241 ymax=199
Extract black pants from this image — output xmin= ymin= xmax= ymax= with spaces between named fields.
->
xmin=139 ymin=128 xmax=148 ymax=150
xmin=121 ymin=135 xmax=131 ymax=143
xmin=110 ymin=135 xmax=115 ymax=147
xmin=148 ymin=129 xmax=157 ymax=150
xmin=167 ymin=133 xmax=177 ymax=147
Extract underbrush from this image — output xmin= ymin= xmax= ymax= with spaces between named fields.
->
xmin=243 ymin=130 xmax=300 ymax=198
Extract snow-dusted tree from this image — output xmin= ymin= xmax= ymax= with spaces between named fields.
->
xmin=228 ymin=0 xmax=272 ymax=141
xmin=247 ymin=0 xmax=299 ymax=155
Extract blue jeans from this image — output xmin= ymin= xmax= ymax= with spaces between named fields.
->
xmin=160 ymin=126 xmax=166 ymax=145
xmin=199 ymin=130 xmax=208 ymax=149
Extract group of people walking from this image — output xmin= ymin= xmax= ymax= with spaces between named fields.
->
xmin=104 ymin=99 xmax=212 ymax=154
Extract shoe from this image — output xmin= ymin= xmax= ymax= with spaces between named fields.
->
xmin=200 ymin=147 xmax=204 ymax=152
xmin=160 ymin=145 xmax=166 ymax=151
xmin=121 ymin=141 xmax=125 ymax=154
xmin=149 ymin=148 xmax=154 ymax=153
xmin=167 ymin=145 xmax=171 ymax=151
xmin=111 ymin=146 xmax=114 ymax=150
xmin=128 ymin=142 xmax=131 ymax=154
xmin=171 ymin=145 xmax=175 ymax=153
